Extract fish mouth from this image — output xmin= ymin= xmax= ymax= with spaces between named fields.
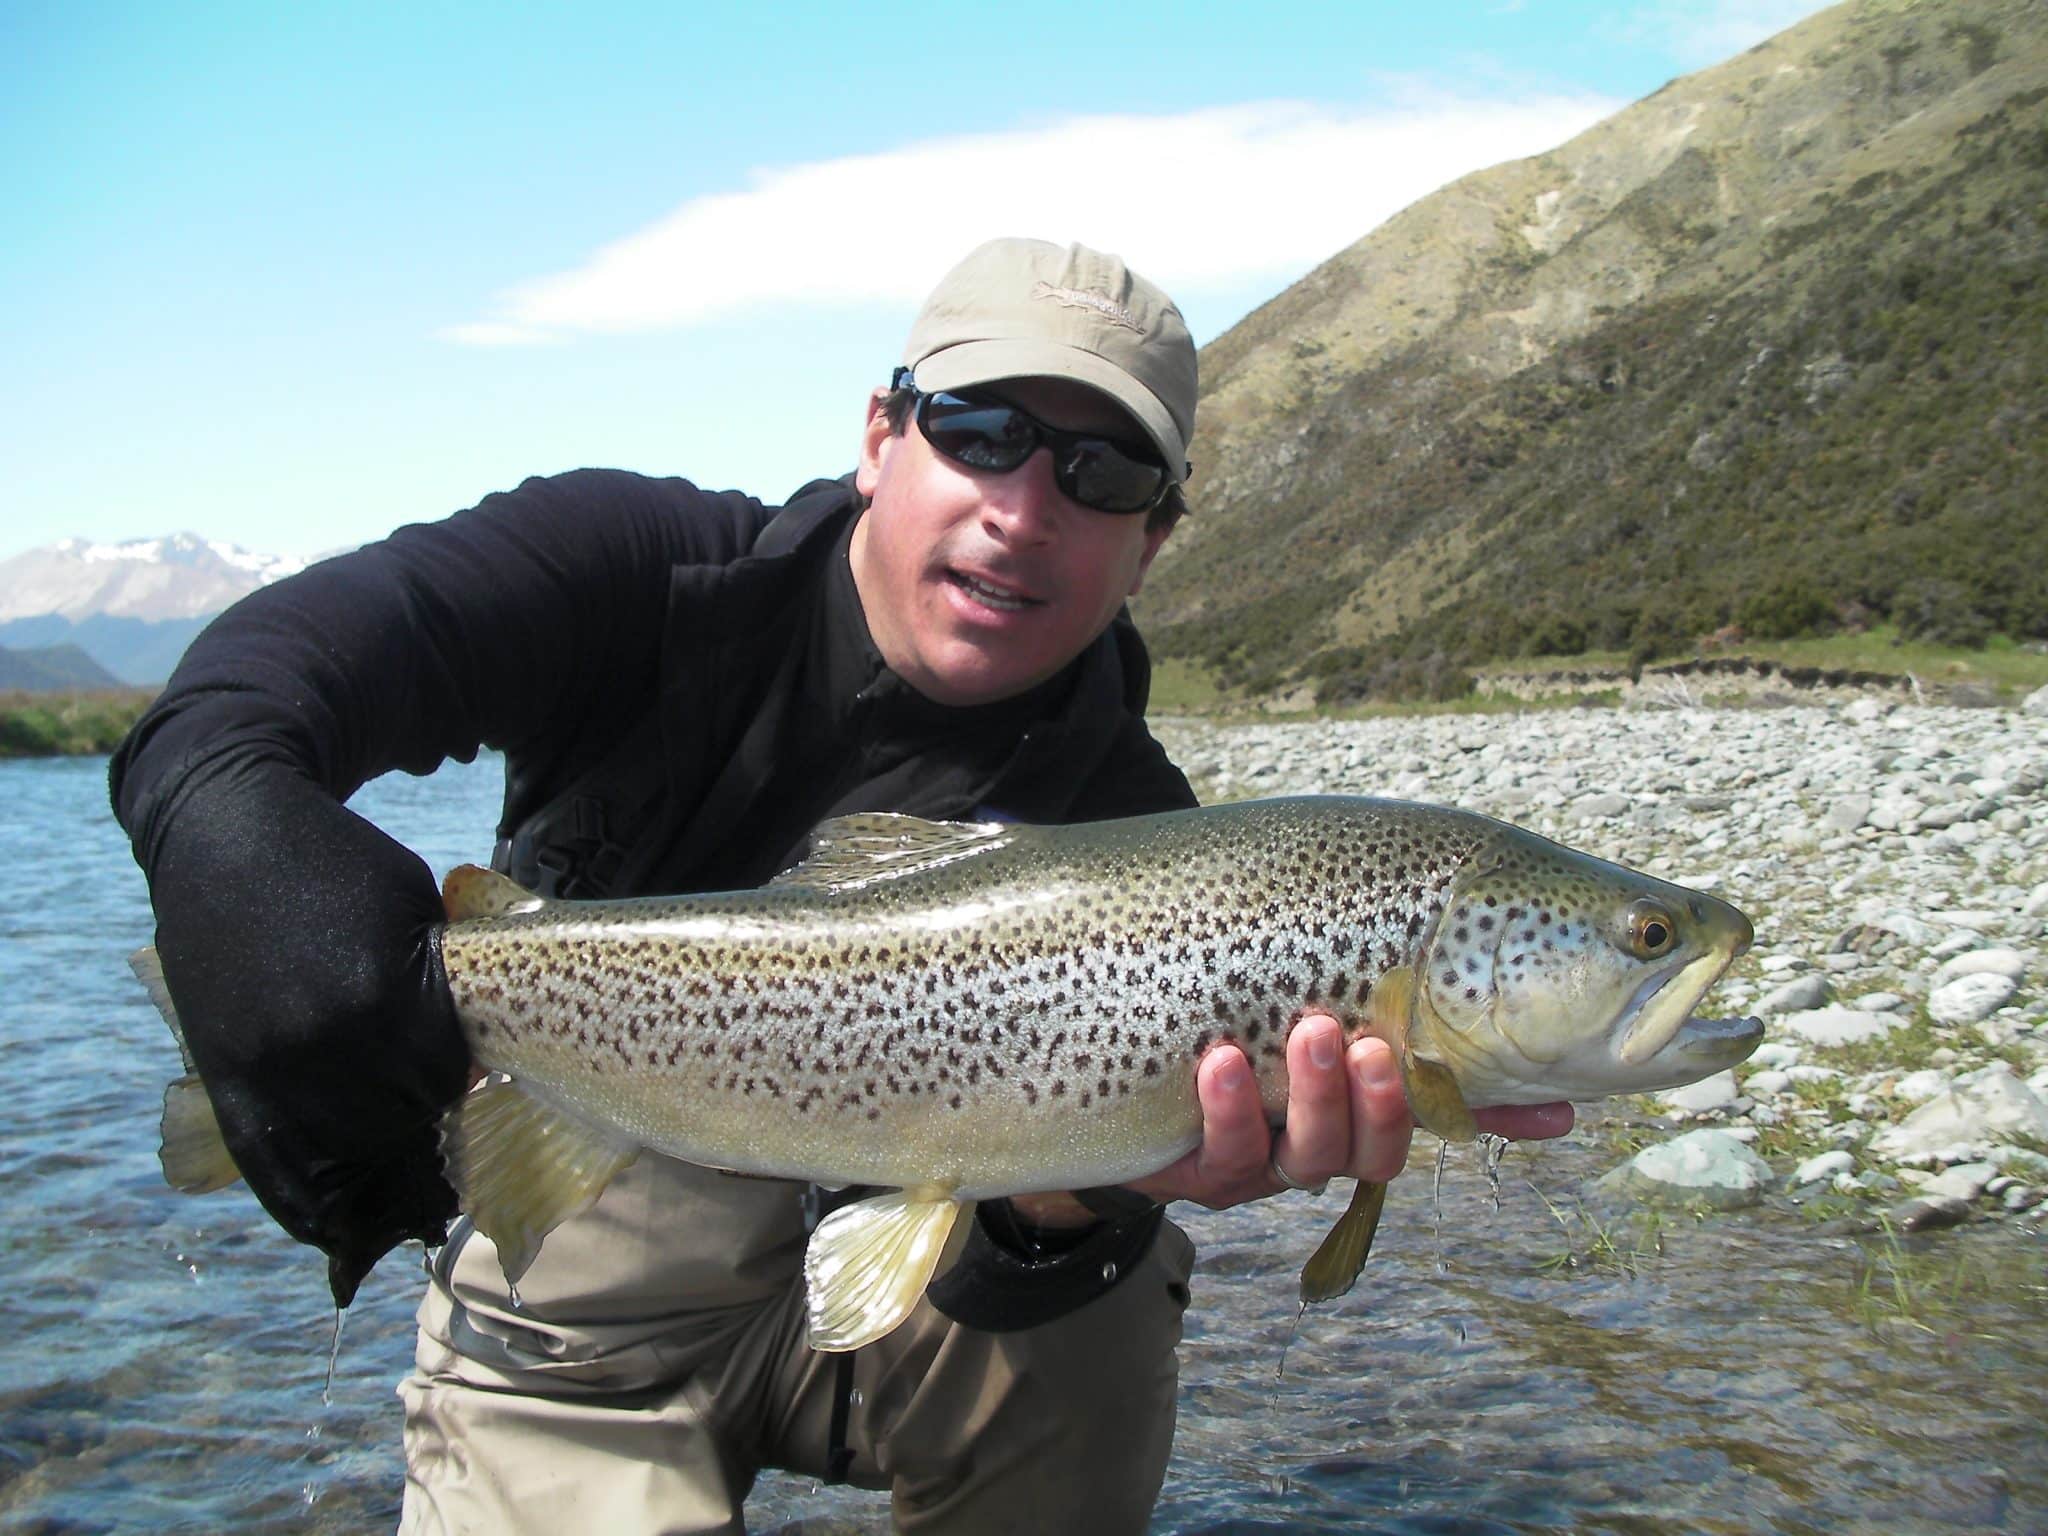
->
xmin=1615 ymin=948 xmax=1743 ymax=1065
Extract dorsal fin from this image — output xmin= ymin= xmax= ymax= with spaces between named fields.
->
xmin=771 ymin=813 xmax=1019 ymax=894
xmin=443 ymin=865 xmax=546 ymax=921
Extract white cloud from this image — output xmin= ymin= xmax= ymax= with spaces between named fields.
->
xmin=443 ymin=91 xmax=1619 ymax=344
xmin=1624 ymin=0 xmax=1838 ymax=71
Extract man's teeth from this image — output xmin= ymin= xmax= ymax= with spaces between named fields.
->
xmin=958 ymin=574 xmax=1033 ymax=610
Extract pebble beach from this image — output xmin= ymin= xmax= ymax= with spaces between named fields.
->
xmin=1153 ymin=688 xmax=2048 ymax=1231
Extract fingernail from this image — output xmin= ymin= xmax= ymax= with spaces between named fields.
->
xmin=1356 ymin=1042 xmax=1399 ymax=1091
xmin=1309 ymin=1025 xmax=1339 ymax=1071
xmin=1216 ymin=1055 xmax=1251 ymax=1094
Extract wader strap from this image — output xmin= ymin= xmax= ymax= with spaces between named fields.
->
xmin=824 ymin=1347 xmax=858 ymax=1484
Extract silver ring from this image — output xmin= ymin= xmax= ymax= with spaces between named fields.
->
xmin=1269 ymin=1158 xmax=1328 ymax=1195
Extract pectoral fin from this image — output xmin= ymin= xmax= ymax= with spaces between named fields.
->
xmin=1368 ymin=967 xmax=1479 ymax=1144
xmin=804 ymin=1187 xmax=971 ymax=1352
xmin=1299 ymin=1179 xmax=1389 ymax=1304
xmin=1399 ymin=1053 xmax=1480 ymax=1144
xmin=439 ymin=1079 xmax=640 ymax=1285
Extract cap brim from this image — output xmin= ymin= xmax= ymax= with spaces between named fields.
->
xmin=911 ymin=339 xmax=1188 ymax=482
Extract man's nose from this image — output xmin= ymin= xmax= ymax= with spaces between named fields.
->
xmin=978 ymin=448 xmax=1063 ymax=543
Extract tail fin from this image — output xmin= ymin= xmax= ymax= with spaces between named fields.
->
xmin=132 ymin=946 xmax=242 ymax=1194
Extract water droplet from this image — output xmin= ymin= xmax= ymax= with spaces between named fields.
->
xmin=848 ymin=1388 xmax=863 ymax=1408
xmin=1479 ymin=1133 xmax=1512 ymax=1214
xmin=1431 ymin=1143 xmax=1450 ymax=1273
xmin=508 ymin=1281 xmax=523 ymax=1310
xmin=321 ymin=1308 xmax=347 ymax=1407
xmin=1101 ymin=1261 xmax=1118 ymax=1283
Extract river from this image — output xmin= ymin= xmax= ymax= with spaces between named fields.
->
xmin=2 ymin=753 xmax=2042 ymax=1533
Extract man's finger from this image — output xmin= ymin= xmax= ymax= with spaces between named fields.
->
xmin=1346 ymin=1036 xmax=1415 ymax=1182
xmin=1268 ymin=1015 xmax=1349 ymax=1188
xmin=1190 ymin=1044 xmax=1270 ymax=1184
xmin=1473 ymin=1101 xmax=1575 ymax=1140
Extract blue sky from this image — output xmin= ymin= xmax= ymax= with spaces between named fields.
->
xmin=2 ymin=0 xmax=1831 ymax=561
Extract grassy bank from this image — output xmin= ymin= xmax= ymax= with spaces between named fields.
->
xmin=0 ymin=689 xmax=155 ymax=758
xmin=1149 ymin=633 xmax=2048 ymax=718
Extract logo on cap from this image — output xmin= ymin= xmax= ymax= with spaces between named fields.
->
xmin=1030 ymin=281 xmax=1142 ymax=333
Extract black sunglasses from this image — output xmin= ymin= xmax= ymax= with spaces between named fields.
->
xmin=896 ymin=369 xmax=1179 ymax=515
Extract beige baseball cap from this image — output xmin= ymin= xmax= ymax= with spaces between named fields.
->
xmin=902 ymin=238 xmax=1197 ymax=483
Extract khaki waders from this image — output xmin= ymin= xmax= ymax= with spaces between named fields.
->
xmin=398 ymin=1156 xmax=1194 ymax=1535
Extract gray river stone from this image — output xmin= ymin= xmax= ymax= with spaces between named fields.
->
xmin=1777 ymin=1007 xmax=1904 ymax=1047
xmin=1920 ymin=1161 xmax=1999 ymax=1201
xmin=1928 ymin=972 xmax=2019 ymax=1025
xmin=1600 ymin=1129 xmax=1774 ymax=1209
xmin=1870 ymin=1064 xmax=2048 ymax=1160
xmin=1825 ymin=794 xmax=1873 ymax=833
xmin=1574 ymin=792 xmax=1632 ymax=820
xmin=1794 ymin=1149 xmax=1857 ymax=1185
xmin=1758 ymin=973 xmax=1832 ymax=1015
xmin=1892 ymin=1193 xmax=1974 ymax=1231
xmin=1932 ymin=948 xmax=2029 ymax=988
xmin=1658 ymin=1070 xmax=1742 ymax=1113
xmin=1892 ymin=1069 xmax=1950 ymax=1103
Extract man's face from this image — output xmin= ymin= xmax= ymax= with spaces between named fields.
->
xmin=850 ymin=377 xmax=1173 ymax=707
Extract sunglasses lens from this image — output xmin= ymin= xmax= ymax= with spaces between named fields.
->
xmin=920 ymin=395 xmax=1037 ymax=471
xmin=1059 ymin=440 xmax=1166 ymax=514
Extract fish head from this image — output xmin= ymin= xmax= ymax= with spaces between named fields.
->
xmin=1415 ymin=826 xmax=1761 ymax=1105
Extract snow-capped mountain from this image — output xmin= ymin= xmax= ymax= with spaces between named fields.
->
xmin=0 ymin=533 xmax=317 ymax=685
xmin=0 ymin=533 xmax=309 ymax=623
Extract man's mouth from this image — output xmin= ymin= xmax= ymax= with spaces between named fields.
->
xmin=948 ymin=570 xmax=1043 ymax=612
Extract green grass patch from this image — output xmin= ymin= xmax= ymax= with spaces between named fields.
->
xmin=1481 ymin=630 xmax=2048 ymax=699
xmin=1847 ymin=1217 xmax=2008 ymax=1339
xmin=1526 ymin=1182 xmax=1671 ymax=1277
xmin=0 ymin=689 xmax=155 ymax=758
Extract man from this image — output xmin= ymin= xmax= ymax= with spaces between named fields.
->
xmin=113 ymin=238 xmax=1567 ymax=1532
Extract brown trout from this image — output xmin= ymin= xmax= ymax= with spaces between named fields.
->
xmin=142 ymin=795 xmax=1760 ymax=1350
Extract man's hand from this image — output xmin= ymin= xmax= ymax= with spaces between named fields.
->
xmin=1128 ymin=1014 xmax=1574 ymax=1210
xmin=141 ymin=761 xmax=472 ymax=1306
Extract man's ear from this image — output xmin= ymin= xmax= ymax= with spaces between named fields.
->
xmin=855 ymin=389 xmax=895 ymax=498
xmin=1128 ymin=521 xmax=1174 ymax=596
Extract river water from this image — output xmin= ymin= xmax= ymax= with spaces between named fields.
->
xmin=2 ymin=753 xmax=2043 ymax=1533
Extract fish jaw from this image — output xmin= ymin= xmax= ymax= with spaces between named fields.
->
xmin=1632 ymin=1011 xmax=1766 ymax=1086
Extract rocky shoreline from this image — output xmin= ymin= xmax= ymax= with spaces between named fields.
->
xmin=1153 ymin=690 xmax=2048 ymax=1237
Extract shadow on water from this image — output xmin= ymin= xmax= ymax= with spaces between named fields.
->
xmin=2 ymin=755 xmax=2044 ymax=1532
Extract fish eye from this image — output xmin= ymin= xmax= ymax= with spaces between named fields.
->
xmin=1627 ymin=901 xmax=1677 ymax=958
